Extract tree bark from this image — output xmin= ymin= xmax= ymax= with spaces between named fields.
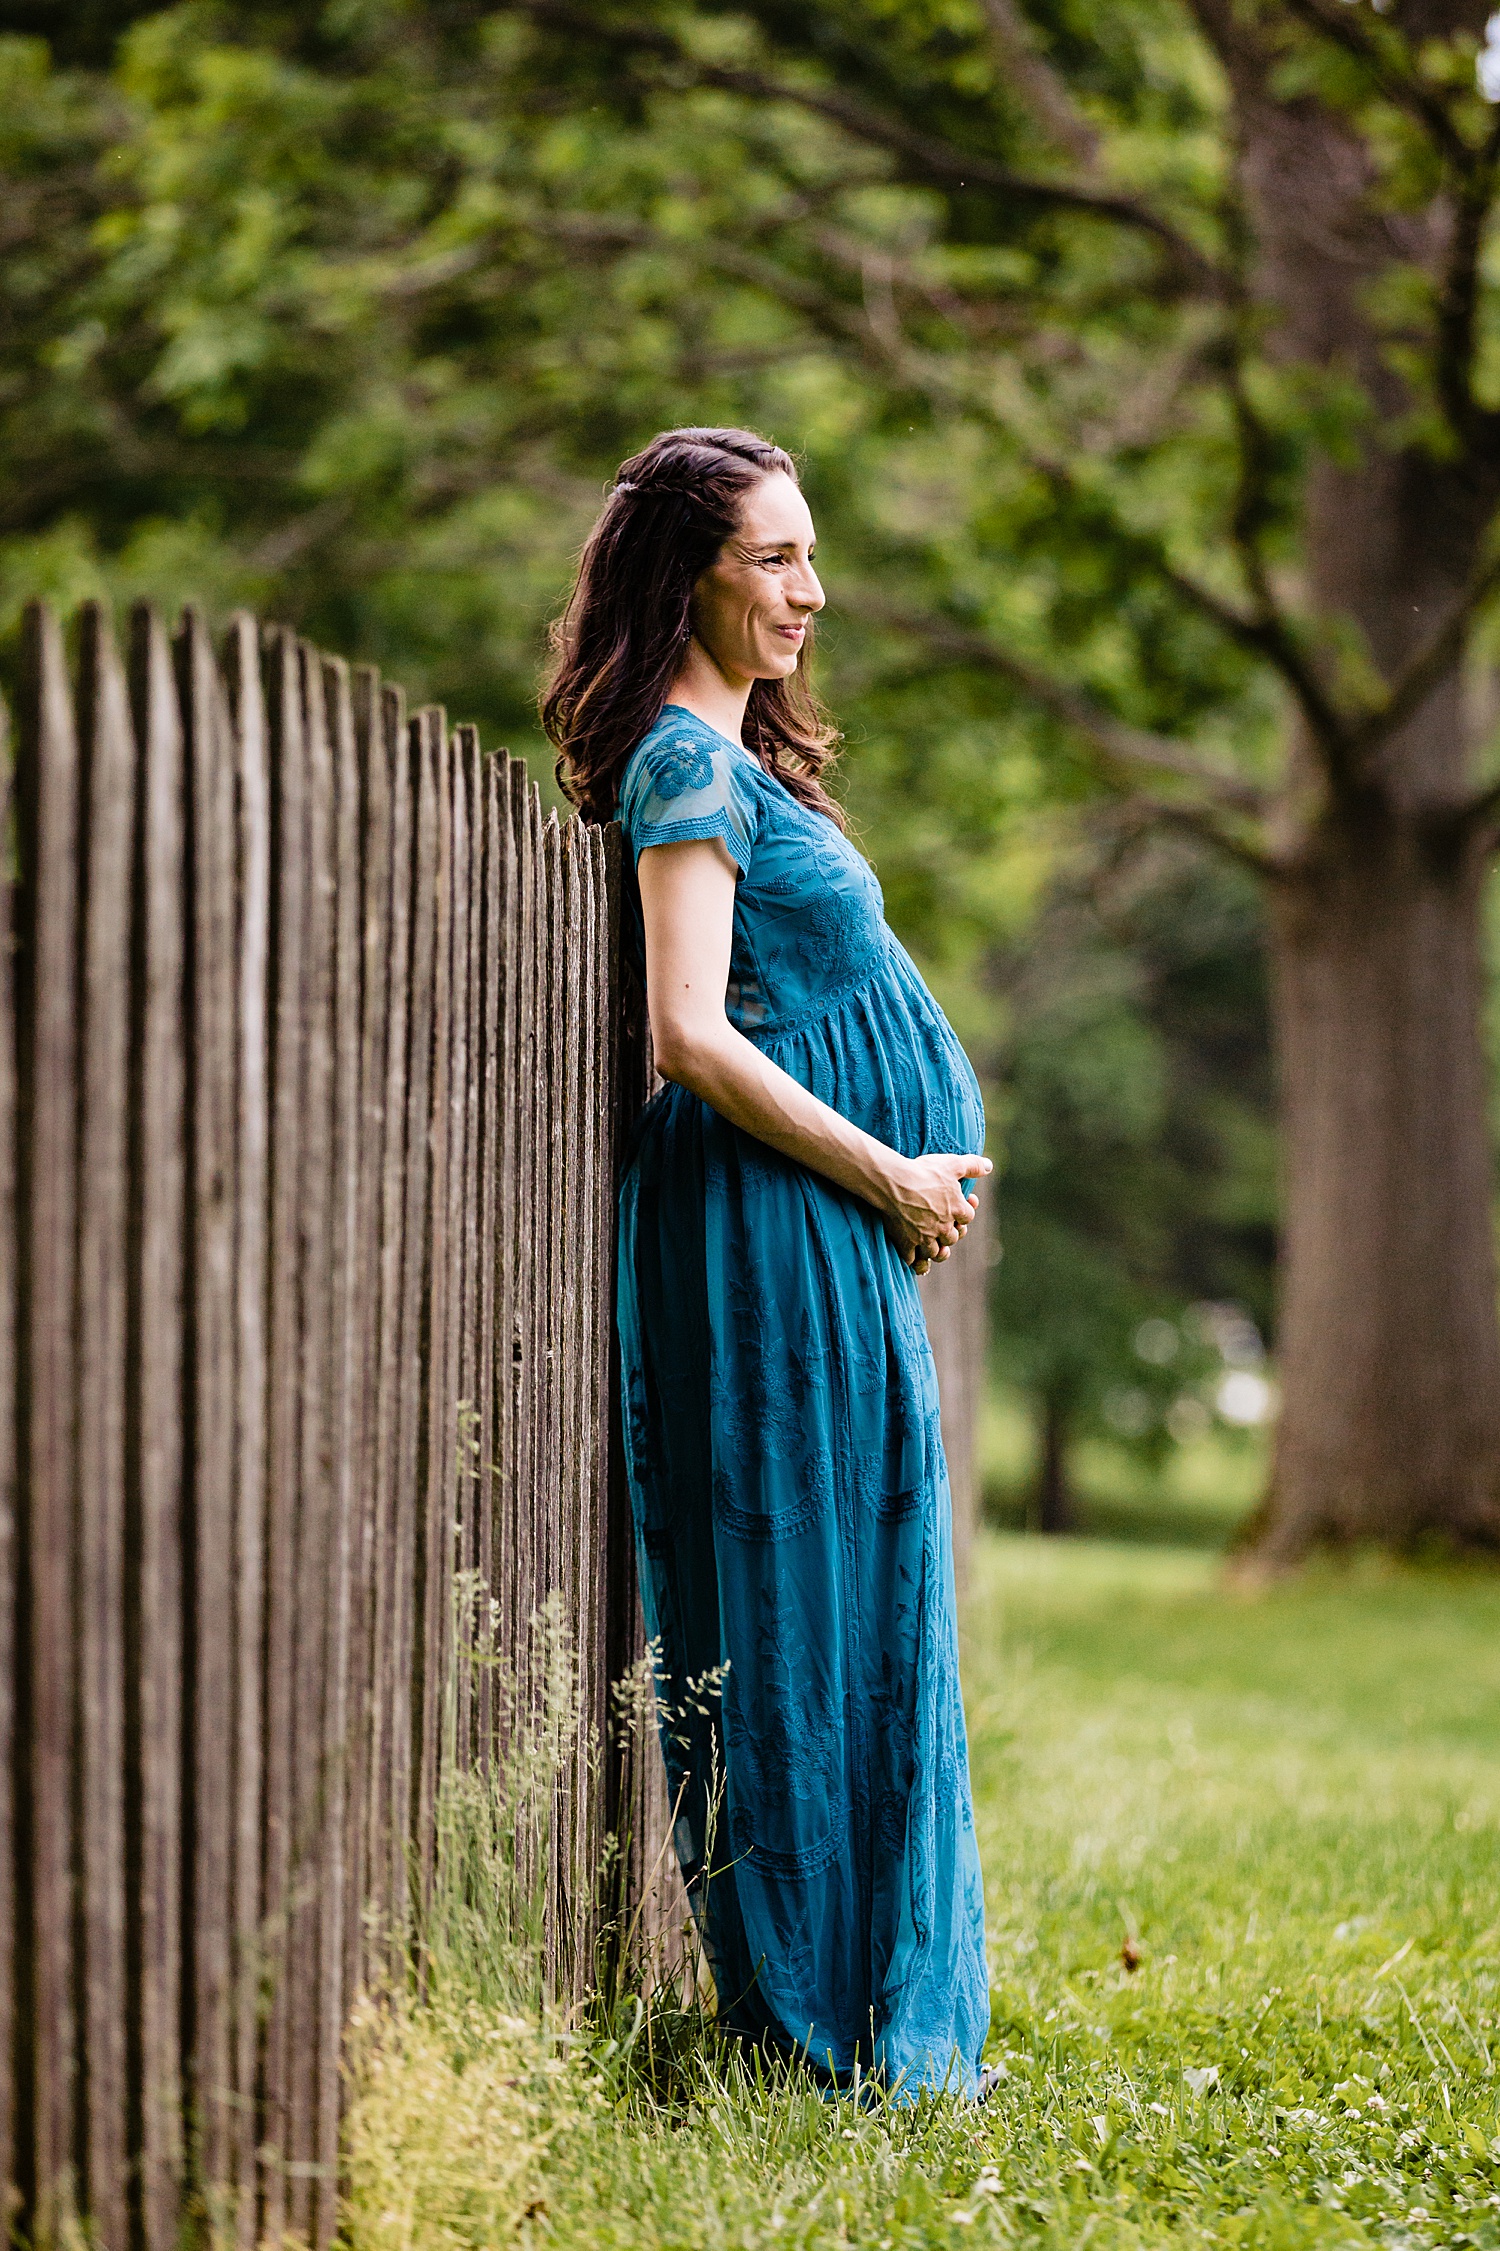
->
xmin=1032 ymin=1392 xmax=1074 ymax=1536
xmin=1258 ymin=796 xmax=1500 ymax=1560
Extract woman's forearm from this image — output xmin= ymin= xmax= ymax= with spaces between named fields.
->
xmin=655 ymin=1017 xmax=904 ymax=1215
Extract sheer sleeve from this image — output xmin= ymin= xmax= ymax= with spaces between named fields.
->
xmin=619 ymin=718 xmax=760 ymax=876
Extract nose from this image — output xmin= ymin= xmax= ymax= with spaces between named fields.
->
xmin=790 ymin=559 xmax=825 ymax=613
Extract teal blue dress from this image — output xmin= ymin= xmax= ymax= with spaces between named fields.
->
xmin=616 ymin=705 xmax=989 ymax=2098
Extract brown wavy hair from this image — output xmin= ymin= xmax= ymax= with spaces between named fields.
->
xmin=543 ymin=427 xmax=843 ymax=827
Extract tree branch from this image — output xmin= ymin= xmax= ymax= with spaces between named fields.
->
xmin=1355 ymin=539 xmax=1500 ymax=752
xmin=1274 ymin=0 xmax=1477 ymax=172
xmin=1204 ymin=244 xmax=1369 ymax=793
xmin=980 ymin=0 xmax=1099 ymax=170
xmin=1212 ymin=162 xmax=1289 ymax=610
xmin=1005 ymin=436 xmax=1355 ymax=760
xmin=1449 ymin=772 xmax=1500 ymax=846
xmin=852 ymin=598 xmax=1270 ymax=813
xmin=504 ymin=0 xmax=1228 ymax=293
xmin=1434 ymin=112 xmax=1500 ymax=449
xmin=1108 ymin=793 xmax=1297 ymax=881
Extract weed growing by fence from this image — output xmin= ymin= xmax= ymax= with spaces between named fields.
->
xmin=343 ymin=1590 xmax=598 ymax=2251
xmin=344 ymin=1537 xmax=1500 ymax=2249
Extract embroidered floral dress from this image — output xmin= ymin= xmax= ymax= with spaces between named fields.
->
xmin=616 ymin=705 xmax=989 ymax=2097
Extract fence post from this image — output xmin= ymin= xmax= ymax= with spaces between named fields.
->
xmin=16 ymin=603 xmax=83 ymax=2248
xmin=178 ymin=605 xmax=236 ymax=2227
xmin=75 ymin=605 xmax=133 ymax=2249
xmin=0 ymin=684 xmax=16 ymax=2239
xmin=224 ymin=611 xmax=270 ymax=2251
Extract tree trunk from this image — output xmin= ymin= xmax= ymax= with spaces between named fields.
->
xmin=1255 ymin=799 xmax=1500 ymax=1561
xmin=1032 ymin=1392 xmax=1074 ymax=1536
xmin=1192 ymin=0 xmax=1500 ymax=1564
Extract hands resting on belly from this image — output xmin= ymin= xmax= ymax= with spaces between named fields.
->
xmin=880 ymin=1151 xmax=988 ymax=1278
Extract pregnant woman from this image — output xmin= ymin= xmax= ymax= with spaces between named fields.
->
xmin=546 ymin=427 xmax=992 ymax=2099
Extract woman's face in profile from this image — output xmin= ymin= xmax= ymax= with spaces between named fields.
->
xmin=689 ymin=471 xmax=825 ymax=686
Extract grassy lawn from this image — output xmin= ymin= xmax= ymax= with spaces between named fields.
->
xmin=345 ymin=1536 xmax=1500 ymax=2249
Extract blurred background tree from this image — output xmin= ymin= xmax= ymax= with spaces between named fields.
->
xmin=987 ymin=829 xmax=1275 ymax=1534
xmin=5 ymin=0 xmax=1499 ymax=1559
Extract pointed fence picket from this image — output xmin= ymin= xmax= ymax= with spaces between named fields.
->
xmin=0 ymin=599 xmax=982 ymax=2249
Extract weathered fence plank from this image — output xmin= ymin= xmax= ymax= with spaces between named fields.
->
xmin=541 ymin=812 xmax=565 ymax=1984
xmin=317 ymin=652 xmax=362 ymax=2251
xmin=75 ymin=606 xmax=133 ymax=2249
xmin=453 ymin=727 xmax=482 ymax=1766
xmin=413 ymin=706 xmax=450 ymax=1916
xmin=572 ymin=828 xmax=601 ymax=1990
xmin=367 ymin=680 xmax=411 ymax=1970
xmin=341 ymin=666 xmax=385 ymax=2015
xmin=438 ymin=725 xmax=468 ymax=1790
xmin=179 ymin=605 xmax=237 ymax=2223
xmin=509 ymin=762 xmax=538 ymax=1720
xmin=558 ymin=827 xmax=583 ymax=1978
xmin=473 ymin=733 xmax=500 ymax=1766
xmin=130 ymin=602 xmax=189 ymax=2251
xmin=284 ymin=640 xmax=336 ymax=2245
xmin=260 ymin=625 xmax=307 ymax=2245
xmin=0 ymin=702 xmax=15 ymax=2229
xmin=491 ymin=760 xmax=520 ymax=1746
xmin=472 ymin=751 xmax=502 ymax=1755
xmin=392 ymin=704 xmax=437 ymax=1941
xmin=225 ymin=612 xmax=270 ymax=2251
xmin=0 ymin=598 xmax=985 ymax=2249
xmin=587 ymin=827 xmax=613 ymax=1869
xmin=0 ymin=702 xmax=16 ymax=2240
xmin=17 ymin=603 xmax=81 ymax=2244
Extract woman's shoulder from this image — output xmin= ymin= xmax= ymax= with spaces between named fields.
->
xmin=618 ymin=706 xmax=763 ymax=869
xmin=622 ymin=705 xmax=758 ymax=802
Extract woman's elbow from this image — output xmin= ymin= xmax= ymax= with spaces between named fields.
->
xmin=650 ymin=1014 xmax=716 ymax=1088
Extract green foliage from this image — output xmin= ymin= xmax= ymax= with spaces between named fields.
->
xmin=344 ymin=1533 xmax=1500 ymax=2247
xmin=985 ymin=830 xmax=1276 ymax=1471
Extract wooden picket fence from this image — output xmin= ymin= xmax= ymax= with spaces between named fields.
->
xmin=0 ymin=598 xmax=984 ymax=2251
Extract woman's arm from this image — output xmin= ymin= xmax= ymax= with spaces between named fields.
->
xmin=638 ymin=836 xmax=990 ymax=1269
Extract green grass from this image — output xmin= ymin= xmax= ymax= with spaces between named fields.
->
xmin=344 ymin=1537 xmax=1500 ymax=2249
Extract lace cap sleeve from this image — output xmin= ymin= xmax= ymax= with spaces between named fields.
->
xmin=619 ymin=715 xmax=760 ymax=875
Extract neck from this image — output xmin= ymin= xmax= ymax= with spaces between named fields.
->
xmin=666 ymin=637 xmax=752 ymax=745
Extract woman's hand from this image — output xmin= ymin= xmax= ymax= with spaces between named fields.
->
xmin=882 ymin=1153 xmax=992 ymax=1275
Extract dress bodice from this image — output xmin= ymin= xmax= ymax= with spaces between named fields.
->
xmin=619 ymin=706 xmax=985 ymax=1160
xmin=620 ymin=706 xmax=889 ymax=1036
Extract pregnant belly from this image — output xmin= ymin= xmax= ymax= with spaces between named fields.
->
xmin=752 ymin=966 xmax=986 ymax=1160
